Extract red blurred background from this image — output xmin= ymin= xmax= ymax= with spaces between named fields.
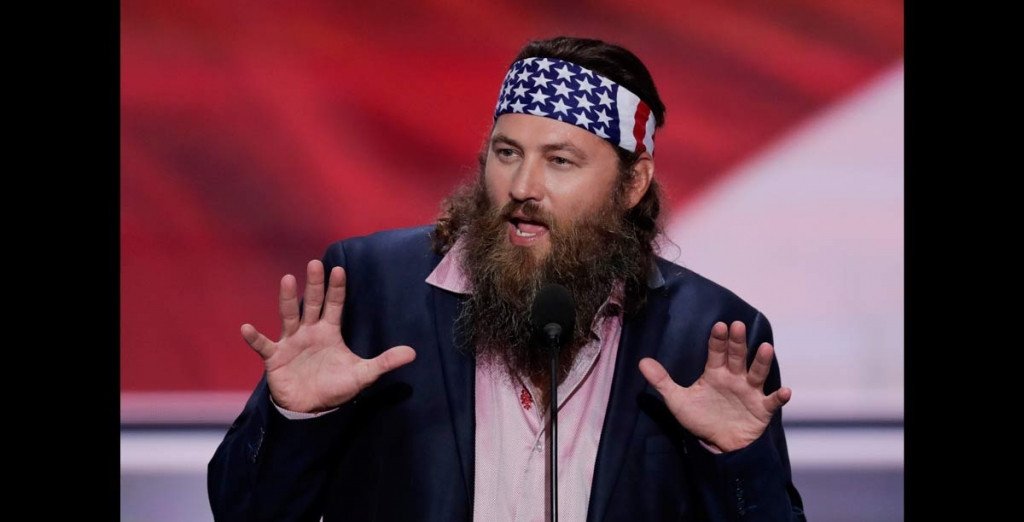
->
xmin=120 ymin=0 xmax=903 ymax=395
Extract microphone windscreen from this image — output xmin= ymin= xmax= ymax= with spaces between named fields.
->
xmin=530 ymin=284 xmax=576 ymax=348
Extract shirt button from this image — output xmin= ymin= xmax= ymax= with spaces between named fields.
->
xmin=535 ymin=443 xmax=543 ymax=452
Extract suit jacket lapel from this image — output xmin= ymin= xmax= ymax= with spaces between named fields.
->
xmin=586 ymin=285 xmax=669 ymax=522
xmin=432 ymin=284 xmax=475 ymax=509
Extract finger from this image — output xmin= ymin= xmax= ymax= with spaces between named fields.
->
xmin=763 ymin=386 xmax=792 ymax=415
xmin=705 ymin=321 xmax=729 ymax=370
xmin=639 ymin=357 xmax=680 ymax=398
xmin=241 ymin=323 xmax=275 ymax=360
xmin=322 ymin=267 xmax=347 ymax=327
xmin=746 ymin=342 xmax=775 ymax=389
xmin=355 ymin=345 xmax=418 ymax=390
xmin=279 ymin=274 xmax=300 ymax=338
xmin=726 ymin=321 xmax=748 ymax=374
xmin=301 ymin=260 xmax=326 ymax=325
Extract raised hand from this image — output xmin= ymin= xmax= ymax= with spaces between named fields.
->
xmin=638 ymin=320 xmax=791 ymax=453
xmin=241 ymin=260 xmax=417 ymax=414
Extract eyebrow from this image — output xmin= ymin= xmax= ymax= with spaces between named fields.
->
xmin=491 ymin=133 xmax=589 ymax=160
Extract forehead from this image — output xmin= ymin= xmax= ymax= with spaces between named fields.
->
xmin=491 ymin=113 xmax=614 ymax=154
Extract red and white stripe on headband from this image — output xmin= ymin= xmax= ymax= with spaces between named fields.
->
xmin=616 ymin=90 xmax=656 ymax=155
xmin=493 ymin=57 xmax=656 ymax=155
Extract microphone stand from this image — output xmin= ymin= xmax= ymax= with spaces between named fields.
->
xmin=544 ymin=324 xmax=562 ymax=522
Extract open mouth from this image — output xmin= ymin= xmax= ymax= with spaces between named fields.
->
xmin=508 ymin=216 xmax=549 ymax=245
xmin=510 ymin=217 xmax=548 ymax=237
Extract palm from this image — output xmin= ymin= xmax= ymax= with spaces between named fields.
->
xmin=260 ymin=319 xmax=365 ymax=414
xmin=639 ymin=321 xmax=791 ymax=453
xmin=241 ymin=260 xmax=416 ymax=414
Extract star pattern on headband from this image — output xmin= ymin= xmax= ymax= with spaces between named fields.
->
xmin=532 ymin=73 xmax=552 ymax=89
xmin=552 ymin=81 xmax=573 ymax=99
xmin=493 ymin=56 xmax=655 ymax=154
xmin=551 ymin=98 xmax=571 ymax=115
xmin=495 ymin=57 xmax=621 ymax=140
xmin=529 ymin=89 xmax=550 ymax=105
xmin=576 ymin=77 xmax=597 ymax=94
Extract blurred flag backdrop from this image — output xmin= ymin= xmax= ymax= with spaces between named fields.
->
xmin=121 ymin=0 xmax=904 ymax=423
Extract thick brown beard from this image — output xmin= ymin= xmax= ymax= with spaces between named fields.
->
xmin=449 ymin=177 xmax=649 ymax=409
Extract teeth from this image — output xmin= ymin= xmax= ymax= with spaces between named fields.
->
xmin=515 ymin=226 xmax=536 ymax=238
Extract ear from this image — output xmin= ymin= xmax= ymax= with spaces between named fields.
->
xmin=624 ymin=152 xmax=654 ymax=209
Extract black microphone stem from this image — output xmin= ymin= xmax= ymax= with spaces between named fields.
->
xmin=548 ymin=334 xmax=559 ymax=522
xmin=533 ymin=286 xmax=573 ymax=522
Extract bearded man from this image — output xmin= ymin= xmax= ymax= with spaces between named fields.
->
xmin=208 ymin=36 xmax=807 ymax=522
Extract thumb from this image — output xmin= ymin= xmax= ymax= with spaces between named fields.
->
xmin=639 ymin=357 xmax=679 ymax=398
xmin=241 ymin=324 xmax=275 ymax=360
xmin=764 ymin=386 xmax=793 ymax=415
xmin=355 ymin=345 xmax=417 ymax=390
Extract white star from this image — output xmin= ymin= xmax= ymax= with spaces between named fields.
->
xmin=512 ymin=85 xmax=529 ymax=99
xmin=574 ymin=93 xmax=594 ymax=111
xmin=594 ymin=108 xmax=612 ymax=124
xmin=574 ymin=110 xmax=594 ymax=129
xmin=576 ymin=77 xmax=597 ymax=93
xmin=593 ymin=125 xmax=609 ymax=139
xmin=532 ymin=73 xmax=552 ymax=89
xmin=528 ymin=106 xmax=548 ymax=116
xmin=598 ymin=75 xmax=615 ymax=88
xmin=596 ymin=89 xmax=614 ymax=107
xmin=535 ymin=58 xmax=554 ymax=71
xmin=516 ymin=69 xmax=532 ymax=84
xmin=554 ymin=65 xmax=574 ymax=81
xmin=550 ymin=98 xmax=571 ymax=115
xmin=529 ymin=89 xmax=550 ymax=105
xmin=510 ymin=100 xmax=527 ymax=112
xmin=500 ymin=98 xmax=510 ymax=111
xmin=552 ymin=81 xmax=573 ymax=99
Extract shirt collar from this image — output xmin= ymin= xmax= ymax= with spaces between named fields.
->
xmin=425 ymin=236 xmax=473 ymax=295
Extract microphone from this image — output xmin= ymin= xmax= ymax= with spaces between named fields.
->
xmin=531 ymin=283 xmax=575 ymax=350
xmin=530 ymin=284 xmax=575 ymax=522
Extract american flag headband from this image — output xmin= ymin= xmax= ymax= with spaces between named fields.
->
xmin=493 ymin=57 xmax=656 ymax=155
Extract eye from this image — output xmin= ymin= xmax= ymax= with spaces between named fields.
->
xmin=550 ymin=156 xmax=575 ymax=167
xmin=495 ymin=148 xmax=518 ymax=159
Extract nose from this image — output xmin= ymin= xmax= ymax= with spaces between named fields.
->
xmin=508 ymin=156 xmax=545 ymax=203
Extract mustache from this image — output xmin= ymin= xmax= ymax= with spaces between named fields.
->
xmin=498 ymin=200 xmax=554 ymax=228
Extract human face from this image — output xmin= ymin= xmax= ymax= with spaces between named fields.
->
xmin=483 ymin=113 xmax=623 ymax=259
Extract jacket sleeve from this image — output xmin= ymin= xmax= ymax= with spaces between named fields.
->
xmin=688 ymin=311 xmax=808 ymax=522
xmin=206 ymin=241 xmax=360 ymax=522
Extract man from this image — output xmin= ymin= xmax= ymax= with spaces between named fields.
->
xmin=208 ymin=36 xmax=807 ymax=522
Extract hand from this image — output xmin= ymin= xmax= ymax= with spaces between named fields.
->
xmin=638 ymin=320 xmax=791 ymax=453
xmin=241 ymin=260 xmax=417 ymax=414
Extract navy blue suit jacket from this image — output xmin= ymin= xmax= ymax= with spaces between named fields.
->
xmin=208 ymin=226 xmax=806 ymax=521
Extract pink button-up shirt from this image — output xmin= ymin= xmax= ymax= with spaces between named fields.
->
xmin=426 ymin=239 xmax=624 ymax=522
